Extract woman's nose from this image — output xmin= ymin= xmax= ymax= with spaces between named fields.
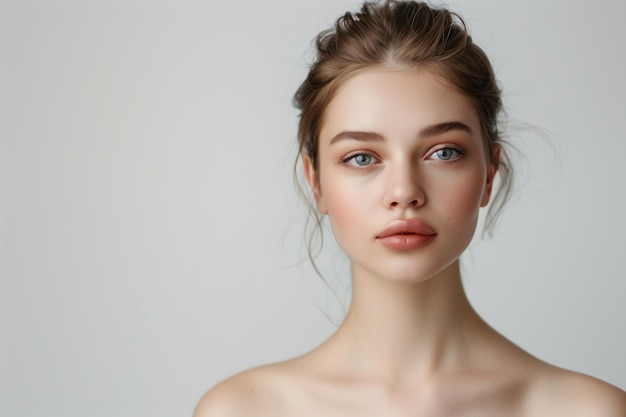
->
xmin=383 ymin=164 xmax=426 ymax=209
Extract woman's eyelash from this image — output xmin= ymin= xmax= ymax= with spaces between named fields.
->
xmin=341 ymin=147 xmax=465 ymax=167
xmin=342 ymin=152 xmax=378 ymax=167
xmin=428 ymin=147 xmax=466 ymax=161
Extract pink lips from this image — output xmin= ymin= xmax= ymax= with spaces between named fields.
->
xmin=376 ymin=218 xmax=436 ymax=250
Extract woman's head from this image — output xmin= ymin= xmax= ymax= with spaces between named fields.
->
xmin=303 ymin=67 xmax=499 ymax=284
xmin=294 ymin=0 xmax=512 ymax=234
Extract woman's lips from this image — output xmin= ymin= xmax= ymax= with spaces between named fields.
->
xmin=376 ymin=218 xmax=436 ymax=250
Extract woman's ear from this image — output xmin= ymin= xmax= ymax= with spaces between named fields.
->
xmin=303 ymin=154 xmax=328 ymax=214
xmin=481 ymin=144 xmax=500 ymax=207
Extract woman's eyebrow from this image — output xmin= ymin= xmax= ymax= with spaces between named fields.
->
xmin=329 ymin=121 xmax=473 ymax=145
xmin=419 ymin=121 xmax=473 ymax=138
xmin=329 ymin=131 xmax=384 ymax=145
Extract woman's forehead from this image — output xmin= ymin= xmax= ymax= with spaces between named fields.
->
xmin=319 ymin=68 xmax=482 ymax=144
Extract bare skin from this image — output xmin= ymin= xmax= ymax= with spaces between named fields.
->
xmin=194 ymin=69 xmax=626 ymax=416
xmin=195 ymin=265 xmax=626 ymax=416
xmin=195 ymin=264 xmax=626 ymax=417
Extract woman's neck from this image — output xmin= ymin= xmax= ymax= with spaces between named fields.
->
xmin=320 ymin=259 xmax=487 ymax=383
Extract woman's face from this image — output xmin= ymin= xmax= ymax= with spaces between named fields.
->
xmin=304 ymin=68 xmax=498 ymax=284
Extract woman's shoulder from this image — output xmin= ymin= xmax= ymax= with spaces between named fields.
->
xmin=523 ymin=365 xmax=626 ymax=416
xmin=192 ymin=352 xmax=626 ymax=417
xmin=193 ymin=360 xmax=301 ymax=417
xmin=483 ymin=329 xmax=626 ymax=415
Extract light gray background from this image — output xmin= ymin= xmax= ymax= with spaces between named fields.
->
xmin=1 ymin=0 xmax=625 ymax=416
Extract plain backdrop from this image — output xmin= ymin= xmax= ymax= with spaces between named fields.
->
xmin=1 ymin=0 xmax=625 ymax=416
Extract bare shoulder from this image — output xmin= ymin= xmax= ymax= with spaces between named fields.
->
xmin=193 ymin=362 xmax=296 ymax=417
xmin=526 ymin=366 xmax=626 ymax=416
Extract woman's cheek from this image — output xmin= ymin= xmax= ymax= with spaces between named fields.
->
xmin=321 ymin=175 xmax=372 ymax=246
xmin=441 ymin=174 xmax=485 ymax=232
xmin=324 ymin=179 xmax=357 ymax=226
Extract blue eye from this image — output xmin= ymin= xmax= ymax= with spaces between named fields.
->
xmin=430 ymin=147 xmax=464 ymax=161
xmin=345 ymin=152 xmax=376 ymax=167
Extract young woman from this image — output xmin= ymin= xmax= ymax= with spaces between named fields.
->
xmin=195 ymin=1 xmax=626 ymax=415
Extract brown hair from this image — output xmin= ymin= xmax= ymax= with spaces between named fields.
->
xmin=294 ymin=0 xmax=513 ymax=257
